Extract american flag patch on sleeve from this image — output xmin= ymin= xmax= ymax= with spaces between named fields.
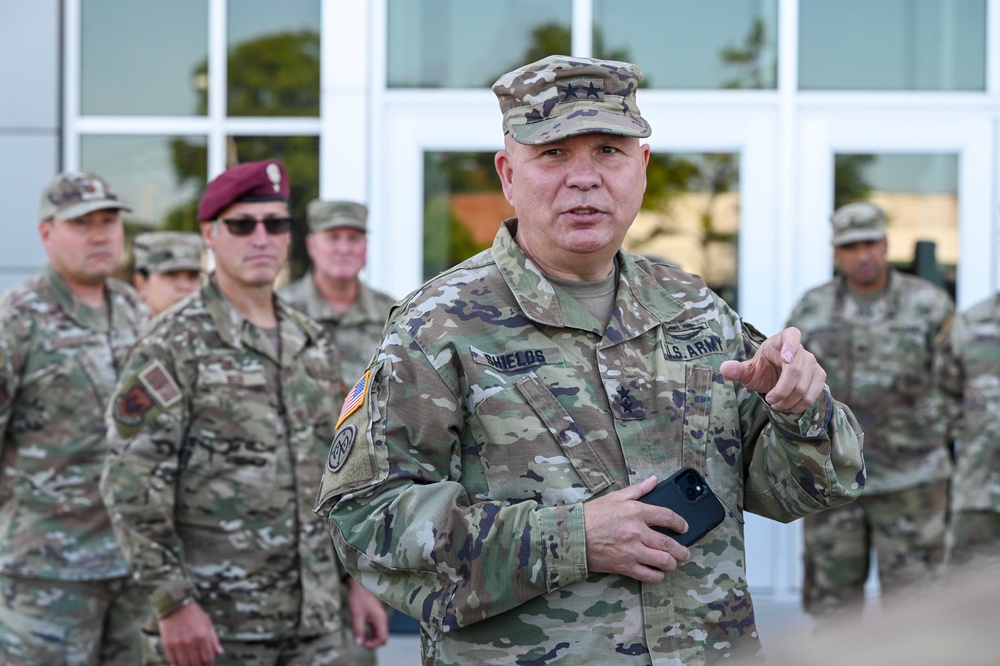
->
xmin=138 ymin=360 xmax=182 ymax=409
xmin=336 ymin=371 xmax=370 ymax=429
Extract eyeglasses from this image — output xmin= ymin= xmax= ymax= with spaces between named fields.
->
xmin=217 ymin=217 xmax=293 ymax=236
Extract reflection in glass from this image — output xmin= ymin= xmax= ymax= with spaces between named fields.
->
xmin=800 ymin=0 xmax=985 ymax=90
xmin=228 ymin=0 xmax=320 ymax=116
xmin=229 ymin=135 xmax=319 ymax=280
xmin=423 ymin=152 xmax=512 ymax=280
xmin=626 ymin=153 xmax=740 ymax=308
xmin=80 ymin=134 xmax=207 ymax=232
xmin=388 ymin=0 xmax=571 ymax=88
xmin=594 ymin=0 xmax=777 ymax=89
xmin=81 ymin=0 xmax=208 ymax=115
xmin=834 ymin=153 xmax=959 ymax=296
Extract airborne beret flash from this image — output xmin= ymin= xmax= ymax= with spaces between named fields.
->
xmin=196 ymin=159 xmax=290 ymax=222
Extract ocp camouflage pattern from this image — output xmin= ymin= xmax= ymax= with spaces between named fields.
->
xmin=101 ymin=277 xmax=349 ymax=640
xmin=0 ymin=265 xmax=147 ymax=580
xmin=936 ymin=293 xmax=1000 ymax=513
xmin=316 ymin=219 xmax=865 ymax=665
xmin=280 ymin=272 xmax=396 ymax=387
xmin=788 ymin=270 xmax=954 ymax=494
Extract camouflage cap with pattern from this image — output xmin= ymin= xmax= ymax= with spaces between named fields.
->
xmin=491 ymin=54 xmax=651 ymax=145
xmin=831 ymin=202 xmax=887 ymax=246
xmin=39 ymin=171 xmax=131 ymax=221
xmin=133 ymin=231 xmax=204 ymax=274
xmin=307 ymin=200 xmax=368 ymax=233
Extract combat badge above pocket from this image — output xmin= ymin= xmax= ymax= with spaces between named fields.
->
xmin=313 ymin=359 xmax=391 ymax=514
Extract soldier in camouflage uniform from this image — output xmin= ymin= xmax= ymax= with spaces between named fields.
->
xmin=787 ymin=202 xmax=954 ymax=619
xmin=279 ymin=201 xmax=390 ymax=666
xmin=132 ymin=230 xmax=204 ymax=316
xmin=279 ymin=200 xmax=395 ymax=389
xmin=100 ymin=160 xmax=388 ymax=666
xmin=935 ymin=293 xmax=1000 ymax=567
xmin=0 ymin=172 xmax=148 ymax=664
xmin=315 ymin=55 xmax=865 ymax=665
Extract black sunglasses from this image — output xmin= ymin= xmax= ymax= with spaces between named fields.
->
xmin=218 ymin=217 xmax=293 ymax=236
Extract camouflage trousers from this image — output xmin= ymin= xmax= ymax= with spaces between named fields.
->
xmin=802 ymin=479 xmax=948 ymax=619
xmin=946 ymin=509 xmax=1000 ymax=568
xmin=143 ymin=630 xmax=348 ymax=666
xmin=0 ymin=574 xmax=145 ymax=666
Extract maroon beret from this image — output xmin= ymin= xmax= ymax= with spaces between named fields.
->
xmin=196 ymin=159 xmax=290 ymax=221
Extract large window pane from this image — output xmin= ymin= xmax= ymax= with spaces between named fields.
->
xmin=228 ymin=0 xmax=320 ymax=116
xmin=80 ymin=134 xmax=207 ymax=231
xmin=800 ymin=0 xmax=986 ymax=90
xmin=81 ymin=0 xmax=208 ymax=115
xmin=388 ymin=0 xmax=572 ymax=88
xmin=423 ymin=152 xmax=511 ymax=279
xmin=834 ymin=153 xmax=958 ymax=296
xmin=594 ymin=0 xmax=777 ymax=89
xmin=229 ymin=135 xmax=319 ymax=280
xmin=625 ymin=153 xmax=740 ymax=309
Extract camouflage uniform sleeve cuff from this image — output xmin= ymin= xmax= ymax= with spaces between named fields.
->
xmin=539 ymin=503 xmax=588 ymax=593
xmin=150 ymin=579 xmax=199 ymax=618
xmin=765 ymin=386 xmax=834 ymax=441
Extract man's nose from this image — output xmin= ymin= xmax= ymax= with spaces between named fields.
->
xmin=564 ymin=154 xmax=601 ymax=189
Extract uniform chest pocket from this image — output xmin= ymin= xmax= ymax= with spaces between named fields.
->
xmin=467 ymin=373 xmax=615 ymax=507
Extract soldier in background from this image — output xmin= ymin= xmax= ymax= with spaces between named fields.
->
xmin=316 ymin=55 xmax=864 ymax=664
xmin=0 ymin=172 xmax=148 ymax=664
xmin=280 ymin=200 xmax=395 ymax=388
xmin=935 ymin=292 xmax=1000 ymax=568
xmin=132 ymin=231 xmax=204 ymax=316
xmin=100 ymin=160 xmax=387 ymax=666
xmin=787 ymin=202 xmax=954 ymax=621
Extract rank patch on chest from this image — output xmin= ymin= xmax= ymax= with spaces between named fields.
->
xmin=337 ymin=371 xmax=369 ymax=429
xmin=138 ymin=360 xmax=182 ymax=409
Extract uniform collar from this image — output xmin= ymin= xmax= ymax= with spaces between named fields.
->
xmin=299 ymin=272 xmax=381 ymax=325
xmin=203 ymin=274 xmax=322 ymax=358
xmin=43 ymin=263 xmax=112 ymax=331
xmin=491 ymin=219 xmax=687 ymax=342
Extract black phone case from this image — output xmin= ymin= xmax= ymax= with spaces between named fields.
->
xmin=637 ymin=466 xmax=726 ymax=546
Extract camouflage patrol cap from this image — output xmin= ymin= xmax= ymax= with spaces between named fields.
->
xmin=133 ymin=231 xmax=204 ymax=274
xmin=831 ymin=202 xmax=887 ymax=246
xmin=492 ymin=54 xmax=651 ymax=145
xmin=307 ymin=200 xmax=368 ymax=233
xmin=197 ymin=159 xmax=289 ymax=221
xmin=39 ymin=171 xmax=131 ymax=221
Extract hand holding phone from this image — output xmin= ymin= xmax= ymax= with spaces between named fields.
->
xmin=637 ymin=467 xmax=725 ymax=547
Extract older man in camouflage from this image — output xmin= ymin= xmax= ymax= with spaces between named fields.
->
xmin=131 ymin=230 xmax=204 ymax=316
xmin=100 ymin=159 xmax=388 ymax=666
xmin=787 ymin=202 xmax=954 ymax=620
xmin=316 ymin=55 xmax=864 ymax=665
xmin=0 ymin=172 xmax=148 ymax=664
xmin=280 ymin=200 xmax=395 ymax=389
xmin=936 ymin=293 xmax=1000 ymax=568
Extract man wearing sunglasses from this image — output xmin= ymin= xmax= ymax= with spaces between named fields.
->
xmin=101 ymin=159 xmax=388 ymax=666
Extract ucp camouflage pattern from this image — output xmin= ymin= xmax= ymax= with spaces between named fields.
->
xmin=787 ymin=270 xmax=954 ymax=494
xmin=280 ymin=274 xmax=395 ymax=388
xmin=0 ymin=265 xmax=147 ymax=580
xmin=492 ymin=55 xmax=652 ymax=145
xmin=101 ymin=277 xmax=348 ymax=639
xmin=316 ymin=220 xmax=865 ymax=665
xmin=936 ymin=293 xmax=1000 ymax=513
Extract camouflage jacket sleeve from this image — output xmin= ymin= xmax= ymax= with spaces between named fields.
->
xmin=100 ymin=338 xmax=195 ymax=617
xmin=734 ymin=319 xmax=866 ymax=521
xmin=934 ymin=315 xmax=963 ymax=441
xmin=316 ymin=323 xmax=588 ymax=633
xmin=0 ymin=320 xmax=22 ymax=482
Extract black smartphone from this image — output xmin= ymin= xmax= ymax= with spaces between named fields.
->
xmin=637 ymin=466 xmax=726 ymax=546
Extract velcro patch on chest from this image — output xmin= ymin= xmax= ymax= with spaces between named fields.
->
xmin=470 ymin=346 xmax=563 ymax=372
xmin=138 ymin=360 xmax=182 ymax=409
xmin=661 ymin=323 xmax=726 ymax=361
